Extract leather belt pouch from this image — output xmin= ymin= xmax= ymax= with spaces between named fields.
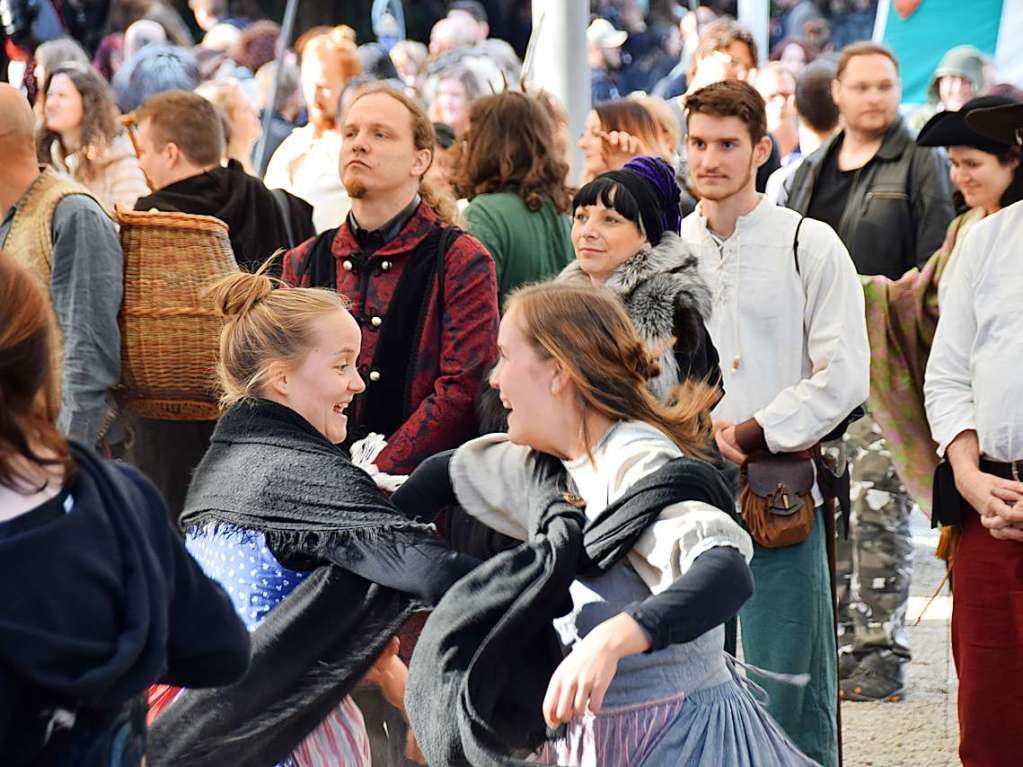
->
xmin=740 ymin=451 xmax=816 ymax=548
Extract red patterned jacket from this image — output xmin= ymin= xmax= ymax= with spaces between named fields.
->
xmin=282 ymin=201 xmax=499 ymax=474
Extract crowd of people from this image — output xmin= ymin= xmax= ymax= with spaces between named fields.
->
xmin=1 ymin=1 xmax=1022 ymax=766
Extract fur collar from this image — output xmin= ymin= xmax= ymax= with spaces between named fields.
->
xmin=557 ymin=232 xmax=713 ymax=399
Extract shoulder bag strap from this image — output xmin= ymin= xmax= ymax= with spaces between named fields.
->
xmin=434 ymin=225 xmax=460 ymax=315
xmin=270 ymin=188 xmax=296 ymax=248
xmin=295 ymin=228 xmax=339 ymax=290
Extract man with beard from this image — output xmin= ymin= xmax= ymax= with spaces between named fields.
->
xmin=281 ymin=85 xmax=498 ymax=477
xmin=780 ymin=42 xmax=955 ymax=703
xmin=681 ymin=80 xmax=869 ymax=767
xmin=280 ymin=83 xmax=498 ymax=765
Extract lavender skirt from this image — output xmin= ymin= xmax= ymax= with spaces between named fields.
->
xmin=535 ymin=672 xmax=819 ymax=767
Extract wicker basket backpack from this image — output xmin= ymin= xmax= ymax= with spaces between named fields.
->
xmin=117 ymin=208 xmax=239 ymax=420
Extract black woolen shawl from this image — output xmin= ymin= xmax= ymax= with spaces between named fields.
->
xmin=404 ymin=455 xmax=736 ymax=766
xmin=148 ymin=398 xmax=436 ymax=766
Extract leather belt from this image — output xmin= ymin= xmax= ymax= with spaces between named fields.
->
xmin=980 ymin=458 xmax=1023 ymax=481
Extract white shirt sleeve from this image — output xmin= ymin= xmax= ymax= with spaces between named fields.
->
xmin=755 ymin=222 xmax=871 ymax=452
xmin=627 ymin=501 xmax=754 ymax=596
xmin=924 ymin=225 xmax=979 ymax=456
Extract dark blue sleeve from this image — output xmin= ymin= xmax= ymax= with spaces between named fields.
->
xmin=322 ymin=529 xmax=479 ymax=607
xmin=390 ymin=450 xmax=457 ymax=523
xmin=623 ymin=546 xmax=753 ymax=652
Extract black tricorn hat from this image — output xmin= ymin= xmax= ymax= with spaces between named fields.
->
xmin=964 ymin=96 xmax=1023 ymax=148
xmin=918 ymin=95 xmax=1019 ymax=154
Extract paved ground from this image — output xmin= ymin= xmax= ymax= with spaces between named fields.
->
xmin=842 ymin=510 xmax=959 ymax=766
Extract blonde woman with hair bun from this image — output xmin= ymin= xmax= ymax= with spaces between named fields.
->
xmin=147 ymin=259 xmax=477 ymax=767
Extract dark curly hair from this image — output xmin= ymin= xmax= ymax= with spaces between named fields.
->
xmin=36 ymin=64 xmax=119 ymax=182
xmin=455 ymin=91 xmax=571 ymax=214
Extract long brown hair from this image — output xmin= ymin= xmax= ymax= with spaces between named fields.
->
xmin=455 ymin=91 xmax=571 ymax=214
xmin=0 ymin=254 xmax=73 ymax=492
xmin=36 ymin=64 xmax=119 ymax=182
xmin=349 ymin=84 xmax=460 ymax=225
xmin=505 ymin=282 xmax=717 ymax=461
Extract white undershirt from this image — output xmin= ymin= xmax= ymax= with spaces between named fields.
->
xmin=925 ymin=200 xmax=1023 ymax=461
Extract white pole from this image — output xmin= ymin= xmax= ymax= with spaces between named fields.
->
xmin=737 ymin=0 xmax=770 ymax=66
xmin=529 ymin=0 xmax=590 ymax=183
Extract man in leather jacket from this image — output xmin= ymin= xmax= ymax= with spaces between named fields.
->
xmin=780 ymin=41 xmax=955 ymax=703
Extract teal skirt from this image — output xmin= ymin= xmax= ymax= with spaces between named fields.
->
xmin=739 ymin=506 xmax=838 ymax=767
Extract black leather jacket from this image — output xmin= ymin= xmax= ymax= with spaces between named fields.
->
xmin=780 ymin=118 xmax=955 ymax=279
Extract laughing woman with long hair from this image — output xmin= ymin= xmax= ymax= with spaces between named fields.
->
xmin=401 ymin=282 xmax=819 ymax=766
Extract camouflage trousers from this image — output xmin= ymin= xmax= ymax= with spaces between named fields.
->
xmin=834 ymin=415 xmax=913 ymax=660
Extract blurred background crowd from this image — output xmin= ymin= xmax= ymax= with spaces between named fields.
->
xmin=2 ymin=0 xmax=1020 ymax=221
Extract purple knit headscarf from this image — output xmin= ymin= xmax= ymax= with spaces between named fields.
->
xmin=622 ymin=156 xmax=683 ymax=237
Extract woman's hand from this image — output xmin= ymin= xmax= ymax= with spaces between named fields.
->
xmin=542 ymin=613 xmax=651 ymax=728
xmin=598 ymin=129 xmax=649 ymax=168
xmin=361 ymin=637 xmax=408 ymax=711
xmin=362 ymin=637 xmax=427 ymax=764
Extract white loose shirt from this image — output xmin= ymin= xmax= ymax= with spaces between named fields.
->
xmin=682 ymin=196 xmax=870 ymax=453
xmin=450 ymin=424 xmax=753 ymax=597
xmin=264 ymin=125 xmax=351 ymax=233
xmin=924 ymin=200 xmax=1023 ymax=462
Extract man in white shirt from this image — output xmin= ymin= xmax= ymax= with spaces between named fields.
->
xmin=923 ymin=99 xmax=1023 ymax=767
xmin=681 ymin=80 xmax=870 ymax=767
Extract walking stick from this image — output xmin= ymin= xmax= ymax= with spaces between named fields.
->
xmin=824 ymin=497 xmax=844 ymax=767
xmin=118 ymin=114 xmax=153 ymax=193
xmin=253 ymin=0 xmax=301 ymax=176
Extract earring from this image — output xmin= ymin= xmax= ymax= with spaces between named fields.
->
xmin=550 ymin=382 xmax=557 ymax=394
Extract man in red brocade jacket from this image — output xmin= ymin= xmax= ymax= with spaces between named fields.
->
xmin=282 ymin=84 xmax=498 ymax=475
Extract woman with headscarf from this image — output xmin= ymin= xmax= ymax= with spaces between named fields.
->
xmin=558 ymin=155 xmax=720 ymax=396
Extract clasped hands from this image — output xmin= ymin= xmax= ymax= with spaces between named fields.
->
xmin=955 ymin=467 xmax=1023 ymax=542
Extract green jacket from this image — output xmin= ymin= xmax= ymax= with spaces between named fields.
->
xmin=463 ymin=192 xmax=574 ymax=306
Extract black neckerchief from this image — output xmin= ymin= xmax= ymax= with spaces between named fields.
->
xmin=151 ymin=398 xmax=433 ymax=766
xmin=348 ymin=193 xmax=421 ymax=252
xmin=180 ymin=398 xmax=430 ymax=538
xmin=405 ymin=455 xmax=736 ymax=765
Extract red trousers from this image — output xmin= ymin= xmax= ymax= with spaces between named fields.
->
xmin=952 ymin=508 xmax=1023 ymax=766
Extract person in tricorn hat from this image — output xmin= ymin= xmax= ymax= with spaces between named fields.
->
xmin=859 ymin=95 xmax=1023 ymax=548
xmin=924 ymin=96 xmax=1023 ymax=767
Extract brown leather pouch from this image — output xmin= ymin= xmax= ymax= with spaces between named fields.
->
xmin=740 ymin=450 xmax=816 ymax=548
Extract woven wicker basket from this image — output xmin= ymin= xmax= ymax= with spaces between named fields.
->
xmin=118 ymin=209 xmax=239 ymax=420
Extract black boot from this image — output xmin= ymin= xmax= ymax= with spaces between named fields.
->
xmin=840 ymin=650 xmax=906 ymax=702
